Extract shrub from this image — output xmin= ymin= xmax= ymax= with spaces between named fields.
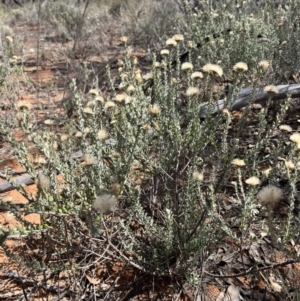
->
xmin=40 ymin=1 xmax=84 ymax=42
xmin=1 ymin=0 xmax=300 ymax=297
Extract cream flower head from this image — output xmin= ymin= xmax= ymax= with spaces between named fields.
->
xmin=181 ymin=62 xmax=193 ymax=71
xmin=173 ymin=34 xmax=184 ymax=42
xmin=83 ymin=107 xmax=93 ymax=115
xmin=264 ymin=85 xmax=278 ymax=94
xmin=290 ymin=133 xmax=300 ymax=143
xmin=150 ymin=104 xmax=161 ymax=116
xmin=16 ymin=101 xmax=32 ymax=111
xmin=203 ymin=63 xmax=223 ymax=77
xmin=186 ymin=87 xmax=200 ymax=96
xmin=258 ymin=60 xmax=269 ymax=71
xmin=166 ymin=38 xmax=177 ymax=47
xmin=120 ymin=36 xmax=128 ymax=44
xmin=89 ymin=89 xmax=99 ymax=96
xmin=233 ymin=62 xmax=248 ymax=72
xmin=245 ymin=176 xmax=260 ymax=186
xmin=279 ymin=125 xmax=292 ymax=132
xmin=98 ymin=129 xmax=109 ymax=140
xmin=231 ymin=159 xmax=245 ymax=166
xmin=191 ymin=71 xmax=203 ymax=79
xmin=193 ymin=171 xmax=203 ymax=181
xmin=161 ymin=49 xmax=170 ymax=56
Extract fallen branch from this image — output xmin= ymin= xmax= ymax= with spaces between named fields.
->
xmin=0 ymin=169 xmax=27 ymax=178
xmin=204 ymin=258 xmax=300 ymax=279
xmin=0 ymin=174 xmax=36 ymax=193
xmin=4 ymin=271 xmax=76 ymax=297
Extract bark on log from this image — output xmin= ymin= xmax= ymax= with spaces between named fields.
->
xmin=0 ymin=175 xmax=35 ymax=193
xmin=199 ymin=84 xmax=300 ymax=118
xmin=0 ymin=151 xmax=83 ymax=193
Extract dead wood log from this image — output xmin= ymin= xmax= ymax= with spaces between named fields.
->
xmin=0 ymin=174 xmax=35 ymax=193
xmin=0 ymin=151 xmax=83 ymax=193
xmin=199 ymin=84 xmax=300 ymax=118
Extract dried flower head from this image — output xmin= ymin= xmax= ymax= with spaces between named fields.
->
xmin=173 ymin=34 xmax=184 ymax=42
xmin=262 ymin=167 xmax=272 ymax=176
xmin=142 ymin=124 xmax=151 ymax=131
xmin=113 ymin=152 xmax=121 ymax=158
xmin=35 ymin=174 xmax=50 ymax=191
xmin=98 ymin=129 xmax=109 ymax=140
xmin=143 ymin=72 xmax=153 ymax=80
xmin=231 ymin=158 xmax=245 ymax=166
xmin=233 ymin=62 xmax=248 ymax=72
xmin=193 ymin=171 xmax=203 ymax=181
xmin=83 ymin=107 xmax=93 ymax=114
xmin=127 ymin=85 xmax=135 ymax=93
xmin=160 ymin=49 xmax=170 ymax=56
xmin=202 ymin=63 xmax=223 ymax=77
xmin=290 ymin=133 xmax=300 ymax=143
xmin=258 ymin=60 xmax=269 ymax=71
xmin=115 ymin=93 xmax=127 ymax=104
xmin=104 ymin=101 xmax=116 ymax=109
xmin=181 ymin=62 xmax=193 ymax=71
xmin=135 ymin=72 xmax=142 ymax=83
xmin=187 ymin=40 xmax=194 ymax=48
xmin=222 ymin=108 xmax=230 ymax=116
xmin=153 ymin=121 xmax=159 ymax=130
xmin=186 ymin=87 xmax=200 ymax=96
xmin=93 ymin=194 xmax=118 ymax=214
xmin=264 ymin=85 xmax=278 ymax=94
xmin=89 ymin=89 xmax=99 ymax=96
xmin=112 ymin=183 xmax=121 ymax=196
xmin=279 ymin=125 xmax=292 ymax=132
xmin=285 ymin=160 xmax=295 ymax=169
xmin=60 ymin=134 xmax=68 ymax=142
xmin=75 ymin=131 xmax=83 ymax=138
xmin=35 ymin=157 xmax=47 ymax=164
xmin=16 ymin=101 xmax=32 ymax=111
xmin=82 ymin=153 xmax=97 ymax=166
xmin=125 ymin=96 xmax=133 ymax=104
xmin=6 ymin=36 xmax=13 ymax=43
xmin=120 ymin=36 xmax=128 ymax=44
xmin=154 ymin=62 xmax=162 ymax=68
xmin=44 ymin=119 xmax=55 ymax=125
xmin=150 ymin=104 xmax=161 ymax=116
xmin=257 ymin=185 xmax=283 ymax=206
xmin=95 ymin=96 xmax=104 ymax=103
xmin=131 ymin=55 xmax=138 ymax=65
xmin=245 ymin=176 xmax=260 ymax=186
xmin=86 ymin=100 xmax=95 ymax=107
xmin=53 ymin=141 xmax=58 ymax=150
xmin=191 ymin=71 xmax=203 ymax=79
xmin=166 ymin=38 xmax=177 ymax=47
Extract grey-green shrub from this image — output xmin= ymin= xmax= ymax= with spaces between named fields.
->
xmin=1 ymin=0 xmax=300 ymax=290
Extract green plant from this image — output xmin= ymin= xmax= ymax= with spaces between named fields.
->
xmin=40 ymin=2 xmax=82 ymax=40
xmin=1 ymin=0 xmax=300 ymax=298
